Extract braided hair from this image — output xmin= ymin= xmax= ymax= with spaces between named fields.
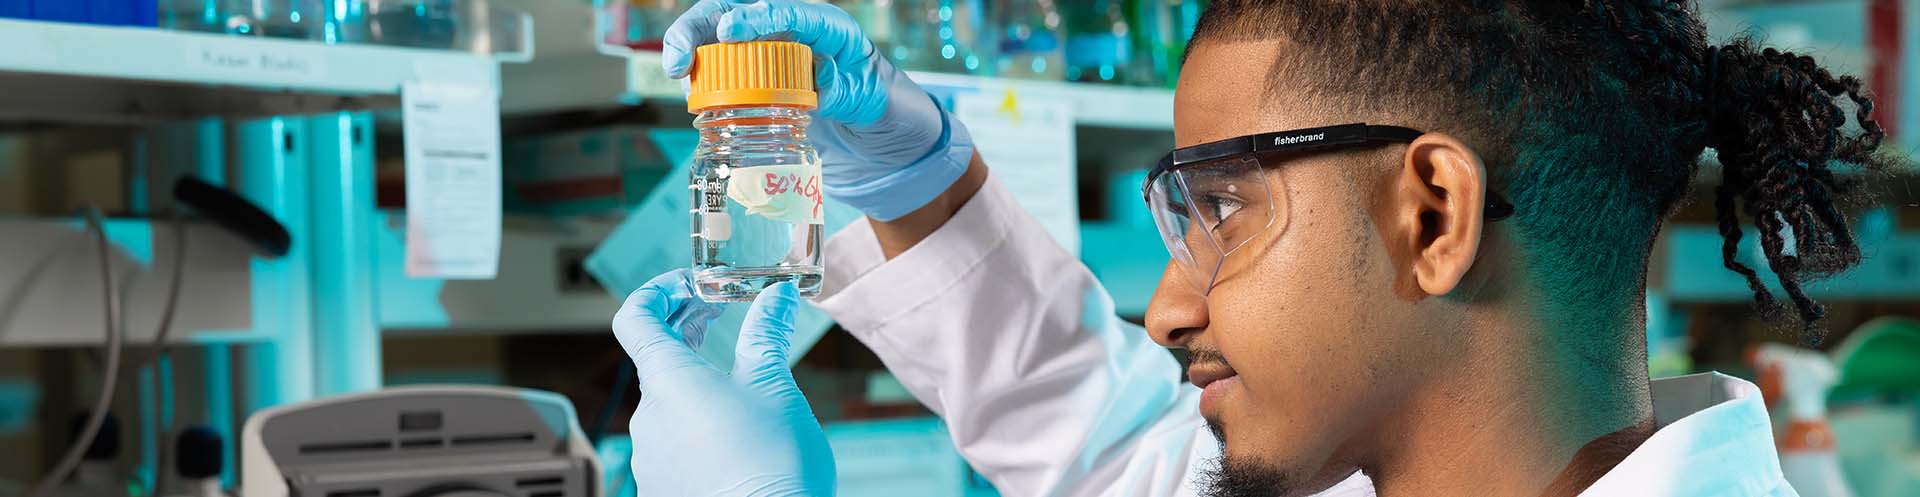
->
xmin=1190 ymin=0 xmax=1896 ymax=343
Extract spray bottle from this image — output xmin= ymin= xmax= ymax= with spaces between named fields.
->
xmin=1750 ymin=343 xmax=1854 ymax=497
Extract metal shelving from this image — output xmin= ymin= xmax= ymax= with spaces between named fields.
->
xmin=615 ymin=51 xmax=1178 ymax=130
xmin=0 ymin=17 xmax=500 ymax=123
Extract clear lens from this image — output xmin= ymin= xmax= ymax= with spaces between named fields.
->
xmin=1145 ymin=157 xmax=1278 ymax=293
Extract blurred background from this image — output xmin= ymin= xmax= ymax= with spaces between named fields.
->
xmin=0 ymin=1 xmax=1916 ymax=497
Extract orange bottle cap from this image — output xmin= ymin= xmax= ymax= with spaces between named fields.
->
xmin=687 ymin=41 xmax=817 ymax=113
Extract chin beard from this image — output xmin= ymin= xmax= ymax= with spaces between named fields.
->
xmin=1200 ymin=421 xmax=1295 ymax=497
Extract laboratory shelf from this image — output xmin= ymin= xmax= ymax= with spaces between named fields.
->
xmin=908 ymin=71 xmax=1177 ymax=130
xmin=1657 ymin=226 xmax=1920 ymax=302
xmin=621 ymin=51 xmax=1177 ymax=130
xmin=0 ymin=17 xmax=501 ymax=122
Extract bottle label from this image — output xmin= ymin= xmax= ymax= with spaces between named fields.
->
xmin=727 ymin=164 xmax=824 ymax=225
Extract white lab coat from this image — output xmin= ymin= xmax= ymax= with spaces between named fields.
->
xmin=813 ymin=174 xmax=1795 ymax=497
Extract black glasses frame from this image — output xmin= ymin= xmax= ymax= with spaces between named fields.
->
xmin=1144 ymin=123 xmax=1515 ymax=221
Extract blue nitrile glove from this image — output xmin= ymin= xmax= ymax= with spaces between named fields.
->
xmin=662 ymin=0 xmax=976 ymax=221
xmin=612 ymin=270 xmax=834 ymax=497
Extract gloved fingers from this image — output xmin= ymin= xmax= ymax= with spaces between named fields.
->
xmin=811 ymin=56 xmax=886 ymax=127
xmin=665 ymin=281 xmax=727 ymax=350
xmin=732 ymin=281 xmax=800 ymax=383
xmin=715 ymin=1 xmax=862 ymax=61
xmin=811 ymin=57 xmax=852 ymax=125
xmin=660 ymin=0 xmax=751 ymax=79
xmin=613 ymin=270 xmax=716 ymax=391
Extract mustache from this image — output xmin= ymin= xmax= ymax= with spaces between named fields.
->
xmin=1189 ymin=348 xmax=1233 ymax=370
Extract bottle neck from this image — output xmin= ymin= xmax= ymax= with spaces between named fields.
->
xmin=693 ymin=105 xmax=814 ymax=128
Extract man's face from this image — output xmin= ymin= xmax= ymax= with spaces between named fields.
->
xmin=1148 ymin=41 xmax=1455 ymax=497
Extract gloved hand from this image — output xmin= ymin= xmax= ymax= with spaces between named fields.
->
xmin=663 ymin=0 xmax=976 ymax=221
xmin=612 ymin=270 xmax=834 ymax=497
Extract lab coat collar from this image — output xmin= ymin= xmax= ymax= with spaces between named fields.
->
xmin=1578 ymin=372 xmax=1797 ymax=496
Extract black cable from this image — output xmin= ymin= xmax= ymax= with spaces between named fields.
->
xmin=587 ymin=361 xmax=635 ymax=444
xmin=28 ymin=207 xmax=123 ymax=497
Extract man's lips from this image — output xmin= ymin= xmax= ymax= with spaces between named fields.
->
xmin=1189 ymin=349 xmax=1238 ymax=415
xmin=1195 ymin=371 xmax=1239 ymax=416
xmin=1188 ymin=364 xmax=1236 ymax=390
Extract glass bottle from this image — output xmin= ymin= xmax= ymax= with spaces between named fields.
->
xmin=214 ymin=0 xmax=324 ymax=39
xmin=687 ymin=42 xmax=825 ymax=301
xmin=1062 ymin=0 xmax=1131 ymax=84
xmin=160 ymin=0 xmax=224 ymax=32
xmin=353 ymin=0 xmax=530 ymax=56
xmin=889 ymin=0 xmax=982 ymax=74
xmin=988 ymin=0 xmax=1064 ymax=80
xmin=597 ymin=0 xmax=693 ymax=53
xmin=1129 ymin=0 xmax=1203 ymax=88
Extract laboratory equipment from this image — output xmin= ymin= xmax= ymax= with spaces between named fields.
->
xmin=359 ymin=0 xmax=532 ymax=60
xmin=216 ymin=0 xmax=325 ymax=39
xmin=1752 ymin=343 xmax=1855 ymax=497
xmin=1835 ymin=317 xmax=1920 ymax=392
xmin=27 ymin=210 xmax=125 ymax=497
xmin=4 ymin=0 xmax=158 ymax=25
xmin=686 ymin=41 xmax=824 ymax=301
xmin=239 ymin=386 xmax=599 ymax=497
xmin=988 ymin=0 xmax=1064 ymax=80
xmin=596 ymin=0 xmax=691 ymax=52
xmin=164 ymin=427 xmax=227 ymax=497
xmin=658 ymin=0 xmax=976 ymax=222
xmin=159 ymin=0 xmax=223 ymax=31
xmin=54 ymin=413 xmax=124 ymax=497
xmin=504 ymin=126 xmax=675 ymax=216
xmin=26 ymin=178 xmax=289 ymax=497
xmin=1128 ymin=0 xmax=1201 ymax=87
xmin=889 ymin=0 xmax=983 ymax=74
xmin=1831 ymin=318 xmax=1920 ymax=497
xmin=1062 ymin=0 xmax=1131 ymax=84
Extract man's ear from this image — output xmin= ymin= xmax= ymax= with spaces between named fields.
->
xmin=1382 ymin=133 xmax=1489 ymax=297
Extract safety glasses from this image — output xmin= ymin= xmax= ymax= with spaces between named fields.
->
xmin=1142 ymin=123 xmax=1515 ymax=294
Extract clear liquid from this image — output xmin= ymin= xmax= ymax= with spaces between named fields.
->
xmin=690 ymin=106 xmax=824 ymax=302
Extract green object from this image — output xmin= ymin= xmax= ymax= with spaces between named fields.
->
xmin=1832 ymin=317 xmax=1920 ymax=396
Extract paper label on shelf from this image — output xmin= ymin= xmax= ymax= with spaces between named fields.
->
xmin=184 ymin=40 xmax=328 ymax=81
xmin=403 ymin=81 xmax=502 ymax=279
xmin=726 ymin=164 xmax=824 ymax=225
xmin=0 ymin=27 xmax=55 ymax=67
xmin=953 ymin=92 xmax=1080 ymax=253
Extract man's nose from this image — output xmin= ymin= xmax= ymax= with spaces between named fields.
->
xmin=1144 ymin=261 xmax=1208 ymax=349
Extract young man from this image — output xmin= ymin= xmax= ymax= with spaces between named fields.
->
xmin=609 ymin=1 xmax=1892 ymax=496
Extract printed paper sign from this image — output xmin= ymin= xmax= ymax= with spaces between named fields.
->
xmin=726 ymin=164 xmax=824 ymax=225
xmin=403 ymin=81 xmax=503 ymax=279
xmin=953 ymin=92 xmax=1079 ymax=253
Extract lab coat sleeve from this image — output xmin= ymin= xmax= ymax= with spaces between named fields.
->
xmin=813 ymin=173 xmax=1212 ymax=497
